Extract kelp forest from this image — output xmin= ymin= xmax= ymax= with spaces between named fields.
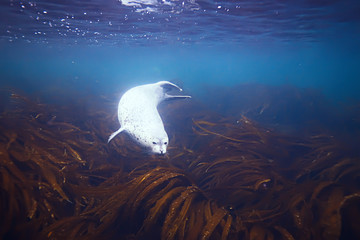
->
xmin=0 ymin=84 xmax=359 ymax=240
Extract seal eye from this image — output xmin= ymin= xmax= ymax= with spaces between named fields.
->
xmin=152 ymin=141 xmax=157 ymax=145
xmin=164 ymin=142 xmax=167 ymax=145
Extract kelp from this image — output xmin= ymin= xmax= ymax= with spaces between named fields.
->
xmin=0 ymin=89 xmax=360 ymax=240
xmin=0 ymin=92 xmax=121 ymax=239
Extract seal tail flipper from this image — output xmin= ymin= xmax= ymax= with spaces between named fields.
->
xmin=156 ymin=81 xmax=183 ymax=92
xmin=164 ymin=93 xmax=192 ymax=101
xmin=108 ymin=127 xmax=124 ymax=143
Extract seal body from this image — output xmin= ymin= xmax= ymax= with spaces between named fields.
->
xmin=108 ymin=81 xmax=191 ymax=154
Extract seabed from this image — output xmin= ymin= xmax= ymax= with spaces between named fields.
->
xmin=0 ymin=86 xmax=359 ymax=240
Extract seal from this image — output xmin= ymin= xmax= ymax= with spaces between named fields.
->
xmin=108 ymin=81 xmax=191 ymax=154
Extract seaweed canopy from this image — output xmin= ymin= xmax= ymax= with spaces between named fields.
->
xmin=1 ymin=90 xmax=360 ymax=240
xmin=189 ymin=118 xmax=360 ymax=240
xmin=47 ymin=166 xmax=232 ymax=240
xmin=0 ymin=92 xmax=124 ymax=239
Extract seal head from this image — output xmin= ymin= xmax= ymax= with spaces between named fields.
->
xmin=108 ymin=81 xmax=191 ymax=154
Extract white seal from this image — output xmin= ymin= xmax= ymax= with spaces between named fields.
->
xmin=108 ymin=81 xmax=191 ymax=154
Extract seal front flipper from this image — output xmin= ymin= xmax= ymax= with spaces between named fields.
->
xmin=108 ymin=127 xmax=125 ymax=143
xmin=164 ymin=93 xmax=191 ymax=101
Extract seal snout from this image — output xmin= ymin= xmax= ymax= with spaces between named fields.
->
xmin=151 ymin=148 xmax=166 ymax=155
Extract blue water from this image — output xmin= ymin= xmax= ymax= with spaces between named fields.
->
xmin=1 ymin=2 xmax=360 ymax=239
xmin=1 ymin=0 xmax=360 ymax=100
